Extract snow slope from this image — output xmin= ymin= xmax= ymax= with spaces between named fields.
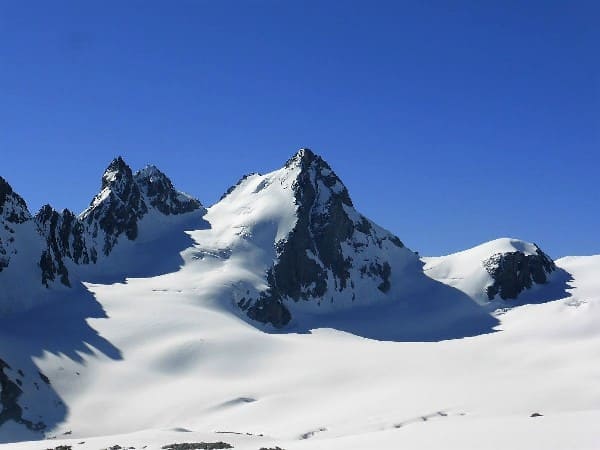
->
xmin=1 ymin=253 xmax=598 ymax=449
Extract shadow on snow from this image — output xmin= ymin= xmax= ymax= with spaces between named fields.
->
xmin=0 ymin=214 xmax=210 ymax=443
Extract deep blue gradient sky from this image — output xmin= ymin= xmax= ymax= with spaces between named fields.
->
xmin=1 ymin=1 xmax=598 ymax=257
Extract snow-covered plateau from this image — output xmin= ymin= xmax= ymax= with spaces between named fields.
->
xmin=0 ymin=149 xmax=598 ymax=449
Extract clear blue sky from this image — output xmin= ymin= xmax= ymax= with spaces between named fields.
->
xmin=1 ymin=1 xmax=598 ymax=257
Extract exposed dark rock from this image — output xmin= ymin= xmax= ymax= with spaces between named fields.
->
xmin=36 ymin=206 xmax=94 ymax=265
xmin=245 ymin=295 xmax=292 ymax=328
xmin=483 ymin=245 xmax=557 ymax=300
xmin=35 ymin=205 xmax=97 ymax=287
xmin=39 ymin=249 xmax=69 ymax=288
xmin=38 ymin=370 xmax=50 ymax=385
xmin=81 ymin=157 xmax=148 ymax=255
xmin=0 ymin=176 xmax=30 ymax=224
xmin=2 ymin=157 xmax=203 ymax=290
xmin=360 ymin=261 xmax=392 ymax=293
xmin=0 ymin=177 xmax=32 ymax=273
xmin=161 ymin=443 xmax=233 ymax=450
xmin=134 ymin=166 xmax=203 ymax=215
xmin=0 ymin=357 xmax=46 ymax=431
xmin=81 ymin=157 xmax=204 ymax=256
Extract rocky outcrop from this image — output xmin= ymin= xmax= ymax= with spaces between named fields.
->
xmin=483 ymin=245 xmax=556 ymax=300
xmin=0 ymin=177 xmax=30 ymax=225
xmin=0 ymin=177 xmax=32 ymax=273
xmin=239 ymin=149 xmax=408 ymax=328
xmin=35 ymin=206 xmax=97 ymax=287
xmin=135 ymin=166 xmax=203 ymax=215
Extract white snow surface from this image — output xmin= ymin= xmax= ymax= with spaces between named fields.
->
xmin=1 ymin=167 xmax=599 ymax=448
xmin=1 ymin=251 xmax=598 ymax=449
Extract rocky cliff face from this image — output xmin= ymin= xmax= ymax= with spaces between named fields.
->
xmin=135 ymin=165 xmax=202 ymax=215
xmin=483 ymin=245 xmax=556 ymax=300
xmin=0 ymin=177 xmax=30 ymax=225
xmin=80 ymin=157 xmax=148 ymax=256
xmin=0 ymin=176 xmax=32 ymax=273
xmin=35 ymin=205 xmax=97 ymax=287
xmin=240 ymin=149 xmax=414 ymax=327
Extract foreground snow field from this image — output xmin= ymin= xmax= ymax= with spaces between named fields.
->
xmin=1 ymin=250 xmax=598 ymax=449
xmin=1 ymin=151 xmax=598 ymax=449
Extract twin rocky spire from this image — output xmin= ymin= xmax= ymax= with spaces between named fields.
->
xmin=0 ymin=156 xmax=204 ymax=288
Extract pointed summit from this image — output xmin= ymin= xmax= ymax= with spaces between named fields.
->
xmin=286 ymin=148 xmax=354 ymax=208
xmin=285 ymin=148 xmax=318 ymax=168
xmin=100 ymin=156 xmax=136 ymax=190
xmin=0 ymin=176 xmax=31 ymax=224
xmin=81 ymin=157 xmax=147 ymax=254
xmin=235 ymin=149 xmax=412 ymax=327
xmin=134 ymin=165 xmax=204 ymax=216
xmin=81 ymin=157 xmax=204 ymax=256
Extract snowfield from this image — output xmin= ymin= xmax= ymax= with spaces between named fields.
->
xmin=1 ymin=153 xmax=599 ymax=449
xmin=1 ymin=242 xmax=599 ymax=449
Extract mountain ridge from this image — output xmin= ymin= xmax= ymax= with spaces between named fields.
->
xmin=0 ymin=156 xmax=205 ymax=312
xmin=0 ymin=150 xmax=562 ymax=320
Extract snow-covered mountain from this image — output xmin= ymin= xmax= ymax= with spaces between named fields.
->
xmin=0 ymin=157 xmax=205 ymax=314
xmin=211 ymin=149 xmax=420 ymax=327
xmin=0 ymin=149 xmax=598 ymax=450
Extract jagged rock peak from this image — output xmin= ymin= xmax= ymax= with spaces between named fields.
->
xmin=81 ymin=156 xmax=148 ymax=255
xmin=84 ymin=155 xmax=145 ymax=216
xmin=81 ymin=156 xmax=204 ymax=256
xmin=0 ymin=176 xmax=31 ymax=224
xmin=285 ymin=147 xmax=318 ymax=168
xmin=134 ymin=165 xmax=203 ymax=215
xmin=101 ymin=156 xmax=132 ymax=189
xmin=285 ymin=148 xmax=353 ymax=208
xmin=241 ymin=148 xmax=408 ymax=328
